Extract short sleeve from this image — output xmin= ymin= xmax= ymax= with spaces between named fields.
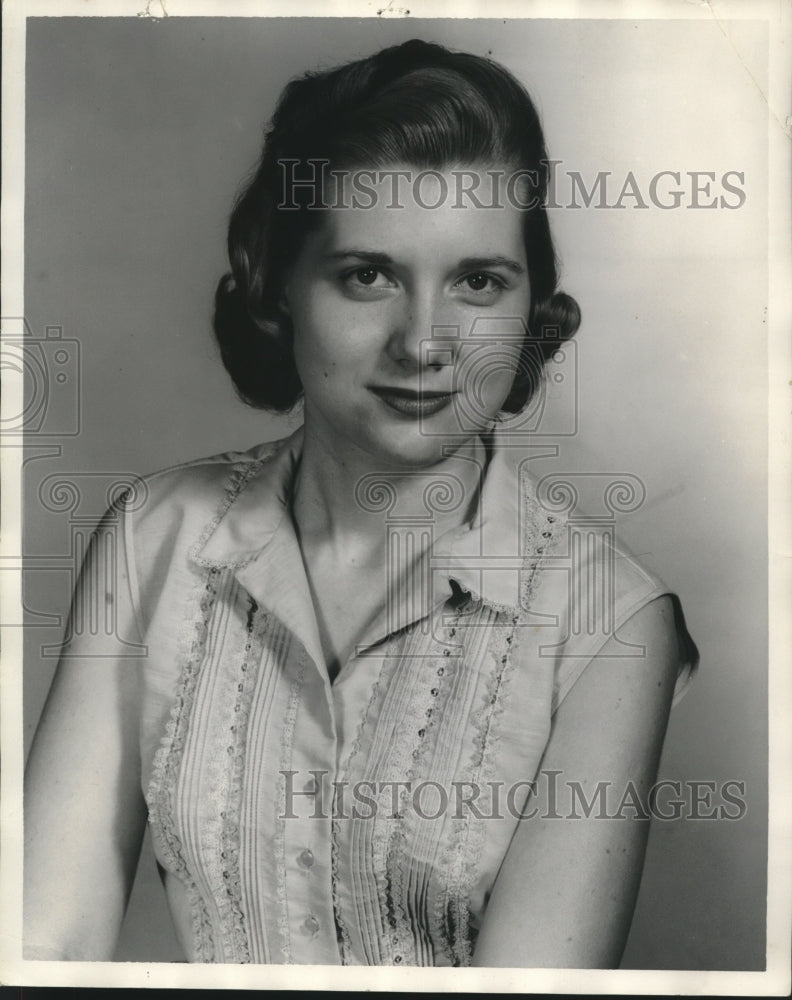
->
xmin=56 ymin=489 xmax=147 ymax=664
xmin=544 ymin=538 xmax=699 ymax=715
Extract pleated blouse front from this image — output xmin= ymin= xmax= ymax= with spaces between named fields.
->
xmin=104 ymin=426 xmax=697 ymax=965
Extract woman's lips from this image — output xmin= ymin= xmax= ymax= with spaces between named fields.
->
xmin=369 ymin=386 xmax=456 ymax=418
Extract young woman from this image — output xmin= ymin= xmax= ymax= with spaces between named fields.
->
xmin=24 ymin=39 xmax=697 ymax=967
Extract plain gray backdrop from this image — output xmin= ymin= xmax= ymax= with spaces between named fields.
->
xmin=22 ymin=16 xmax=768 ymax=969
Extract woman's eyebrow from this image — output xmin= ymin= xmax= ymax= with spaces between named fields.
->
xmin=325 ymin=249 xmax=393 ymax=266
xmin=324 ymin=250 xmax=525 ymax=274
xmin=457 ymin=255 xmax=525 ymax=275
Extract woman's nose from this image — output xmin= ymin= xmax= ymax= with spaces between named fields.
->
xmin=385 ymin=292 xmax=457 ymax=371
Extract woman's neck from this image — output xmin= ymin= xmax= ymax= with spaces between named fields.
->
xmin=291 ymin=418 xmax=487 ymax=561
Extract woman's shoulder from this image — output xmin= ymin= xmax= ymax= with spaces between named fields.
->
xmin=107 ymin=432 xmax=301 ymax=600
xmin=510 ymin=458 xmax=699 ymax=711
xmin=143 ymin=435 xmax=287 ymax=497
xmin=98 ymin=431 xmax=302 ymax=639
xmin=124 ymin=434 xmax=292 ymax=534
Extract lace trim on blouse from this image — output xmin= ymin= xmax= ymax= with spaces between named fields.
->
xmin=145 ymin=564 xmax=220 ymax=962
xmin=275 ymin=646 xmax=307 ymax=964
xmin=331 ymin=651 xmax=388 ymax=965
xmin=146 ymin=456 xmax=273 ymax=963
xmin=381 ymin=621 xmax=464 ymax=967
xmin=213 ymin=596 xmax=269 ymax=963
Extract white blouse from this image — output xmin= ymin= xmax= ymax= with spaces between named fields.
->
xmin=69 ymin=426 xmax=697 ymax=965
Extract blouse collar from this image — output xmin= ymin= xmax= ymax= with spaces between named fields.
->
xmin=192 ymin=425 xmax=552 ymax=658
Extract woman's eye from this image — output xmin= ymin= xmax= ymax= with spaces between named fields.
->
xmin=343 ymin=266 xmax=392 ymax=289
xmin=354 ymin=267 xmax=379 ymax=285
xmin=455 ymin=272 xmax=504 ymax=295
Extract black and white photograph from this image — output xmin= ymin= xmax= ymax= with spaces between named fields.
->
xmin=2 ymin=0 xmax=789 ymax=992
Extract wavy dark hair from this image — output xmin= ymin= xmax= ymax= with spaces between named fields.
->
xmin=213 ymin=39 xmax=580 ymax=413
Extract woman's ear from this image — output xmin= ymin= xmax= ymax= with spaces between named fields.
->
xmin=278 ymin=291 xmax=291 ymax=317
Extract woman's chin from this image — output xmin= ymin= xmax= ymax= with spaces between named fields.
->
xmin=357 ymin=421 xmax=482 ymax=470
xmin=305 ymin=398 xmax=490 ymax=469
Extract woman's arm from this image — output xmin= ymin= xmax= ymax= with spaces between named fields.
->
xmin=23 ymin=510 xmax=148 ymax=961
xmin=471 ymin=594 xmax=680 ymax=968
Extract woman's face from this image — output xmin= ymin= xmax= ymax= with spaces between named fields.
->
xmin=283 ymin=163 xmax=531 ymax=469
